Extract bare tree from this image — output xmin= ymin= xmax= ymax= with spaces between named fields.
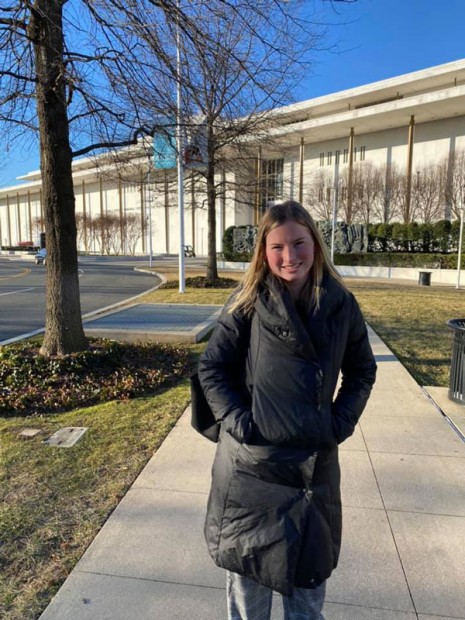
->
xmin=338 ymin=166 xmax=360 ymax=224
xmin=124 ymin=214 xmax=144 ymax=255
xmin=28 ymin=1 xmax=86 ymax=355
xmin=443 ymin=149 xmax=465 ymax=219
xmin=108 ymin=0 xmax=355 ymax=281
xmin=383 ymin=162 xmax=409 ymax=223
xmin=413 ymin=164 xmax=444 ymax=224
xmin=354 ymin=162 xmax=383 ymax=224
xmin=306 ymin=169 xmax=333 ymax=221
xmin=32 ymin=215 xmax=45 ymax=243
xmin=0 ymin=1 xmax=193 ymax=354
xmin=105 ymin=214 xmax=125 ymax=255
xmin=75 ymin=213 xmax=87 ymax=252
xmin=0 ymin=0 xmax=213 ymax=353
xmin=0 ymin=0 xmax=359 ymax=352
xmin=376 ymin=163 xmax=397 ymax=223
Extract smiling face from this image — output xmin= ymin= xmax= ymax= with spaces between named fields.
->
xmin=265 ymin=220 xmax=315 ymax=298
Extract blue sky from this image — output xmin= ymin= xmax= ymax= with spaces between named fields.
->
xmin=297 ymin=0 xmax=465 ymax=99
xmin=1 ymin=0 xmax=465 ymax=187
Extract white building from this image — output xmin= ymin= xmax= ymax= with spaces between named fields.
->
xmin=2 ymin=58 xmax=465 ymax=255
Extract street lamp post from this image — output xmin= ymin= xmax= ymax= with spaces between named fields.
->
xmin=176 ymin=0 xmax=185 ymax=293
xmin=146 ymin=174 xmax=153 ymax=268
xmin=457 ymin=188 xmax=464 ymax=289
xmin=144 ymin=165 xmax=154 ymax=268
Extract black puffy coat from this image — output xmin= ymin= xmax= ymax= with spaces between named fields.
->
xmin=198 ymin=274 xmax=376 ymax=596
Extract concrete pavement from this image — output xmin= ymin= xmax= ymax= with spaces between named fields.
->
xmin=83 ymin=303 xmax=222 ymax=344
xmin=39 ymin=326 xmax=465 ymax=620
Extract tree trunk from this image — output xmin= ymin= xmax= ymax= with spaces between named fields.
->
xmin=30 ymin=0 xmax=87 ymax=356
xmin=206 ymin=124 xmax=218 ymax=282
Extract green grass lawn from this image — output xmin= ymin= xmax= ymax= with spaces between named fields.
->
xmin=346 ymin=279 xmax=464 ymax=387
xmin=1 ymin=274 xmax=464 ymax=619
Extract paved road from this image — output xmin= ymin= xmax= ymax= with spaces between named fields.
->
xmin=0 ymin=255 xmax=161 ymax=343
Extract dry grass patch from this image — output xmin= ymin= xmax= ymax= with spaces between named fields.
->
xmin=141 ymin=273 xmax=242 ymax=306
xmin=346 ymin=279 xmax=465 ymax=387
xmin=142 ymin=286 xmax=234 ymax=305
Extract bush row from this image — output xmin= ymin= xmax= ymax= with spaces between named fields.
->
xmin=367 ymin=220 xmax=462 ymax=253
xmin=223 ymin=220 xmax=463 ymax=263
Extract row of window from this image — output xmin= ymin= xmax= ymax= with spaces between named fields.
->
xmin=259 ymin=151 xmax=367 ymax=208
xmin=261 ymin=158 xmax=284 ymax=208
xmin=319 ymin=146 xmax=366 ymax=166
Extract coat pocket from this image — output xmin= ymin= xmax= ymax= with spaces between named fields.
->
xmin=217 ymin=468 xmax=312 ymax=596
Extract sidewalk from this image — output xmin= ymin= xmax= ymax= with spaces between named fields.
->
xmin=39 ymin=326 xmax=465 ymax=620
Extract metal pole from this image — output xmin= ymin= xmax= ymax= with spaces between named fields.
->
xmin=176 ymin=0 xmax=185 ymax=293
xmin=147 ymin=171 xmax=153 ymax=269
xmin=457 ymin=203 xmax=464 ymax=289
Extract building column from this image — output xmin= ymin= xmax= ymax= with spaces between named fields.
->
xmin=82 ymin=180 xmax=88 ymax=252
xmin=16 ymin=193 xmax=22 ymax=242
xmin=347 ymin=127 xmax=355 ymax=223
xmin=299 ymin=137 xmax=305 ymax=203
xmin=220 ymin=168 xmax=226 ymax=247
xmin=118 ymin=175 xmax=124 ymax=253
xmin=191 ymin=173 xmax=196 ymax=252
xmin=6 ymin=195 xmax=12 ymax=246
xmin=254 ymin=147 xmax=262 ymax=224
xmin=39 ymin=188 xmax=43 ymax=223
xmin=405 ymin=115 xmax=415 ymax=223
xmin=27 ymin=191 xmax=32 ymax=242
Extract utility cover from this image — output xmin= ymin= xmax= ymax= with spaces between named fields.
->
xmin=44 ymin=427 xmax=88 ymax=448
xmin=19 ymin=428 xmax=42 ymax=439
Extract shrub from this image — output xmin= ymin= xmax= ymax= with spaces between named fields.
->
xmin=0 ymin=339 xmax=192 ymax=418
xmin=160 ymin=276 xmax=238 ymax=289
xmin=222 ymin=226 xmax=235 ymax=260
xmin=222 ymin=226 xmax=254 ymax=262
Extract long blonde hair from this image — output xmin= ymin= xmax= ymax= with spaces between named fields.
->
xmin=229 ymin=201 xmax=343 ymax=315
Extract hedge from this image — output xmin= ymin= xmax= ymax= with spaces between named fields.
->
xmin=224 ymin=220 xmax=463 ymax=264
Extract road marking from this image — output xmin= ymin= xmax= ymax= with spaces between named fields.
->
xmin=0 ymin=327 xmax=45 ymax=346
xmin=0 ymin=267 xmax=31 ymax=280
xmin=0 ymin=287 xmax=36 ymax=297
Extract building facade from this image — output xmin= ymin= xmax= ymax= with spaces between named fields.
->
xmin=2 ymin=59 xmax=465 ymax=255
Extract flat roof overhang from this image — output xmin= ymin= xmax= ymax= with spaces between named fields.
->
xmin=269 ymin=84 xmax=465 ymax=147
xmin=272 ymin=59 xmax=465 ymax=124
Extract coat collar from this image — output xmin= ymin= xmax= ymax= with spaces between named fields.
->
xmin=255 ymin=272 xmax=348 ymax=362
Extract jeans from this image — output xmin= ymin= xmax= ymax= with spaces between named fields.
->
xmin=226 ymin=571 xmax=326 ymax=620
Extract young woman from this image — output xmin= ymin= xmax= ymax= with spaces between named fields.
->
xmin=198 ymin=201 xmax=377 ymax=619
